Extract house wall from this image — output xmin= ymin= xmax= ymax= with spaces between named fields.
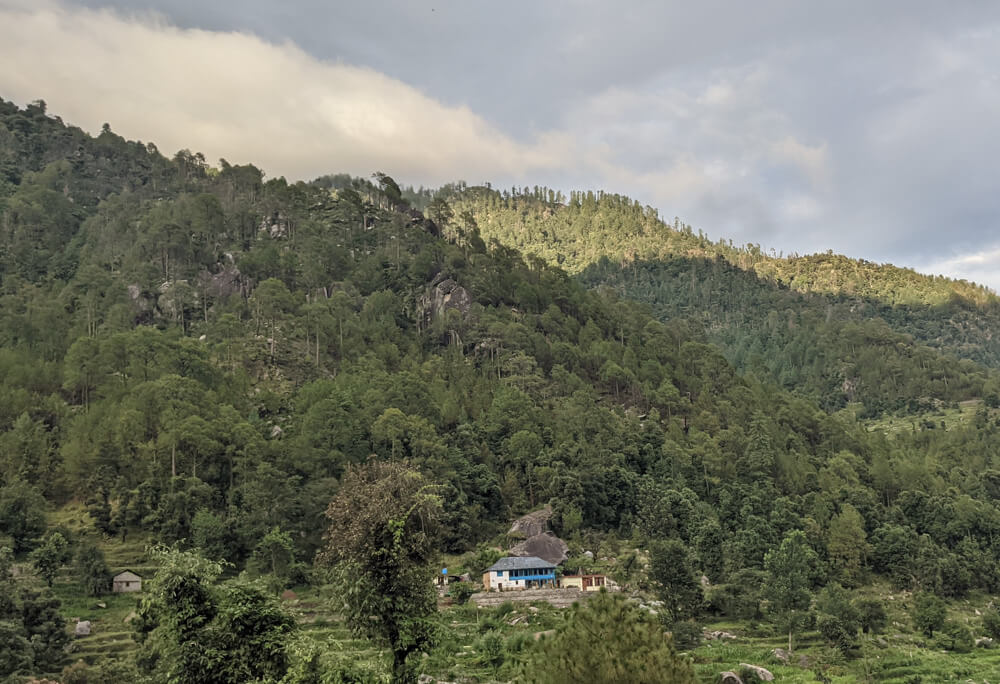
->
xmin=113 ymin=580 xmax=141 ymax=593
xmin=562 ymin=576 xmax=583 ymax=590
xmin=560 ymin=575 xmax=606 ymax=591
xmin=484 ymin=568 xmax=555 ymax=591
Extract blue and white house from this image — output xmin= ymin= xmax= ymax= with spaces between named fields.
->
xmin=482 ymin=556 xmax=557 ymax=591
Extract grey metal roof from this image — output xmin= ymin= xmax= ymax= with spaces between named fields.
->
xmin=486 ymin=556 xmax=556 ymax=572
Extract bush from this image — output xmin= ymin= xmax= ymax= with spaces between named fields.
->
xmin=478 ymin=615 xmax=500 ymax=633
xmin=855 ymin=598 xmax=887 ymax=634
xmin=934 ymin=620 xmax=973 ymax=653
xmin=520 ymin=592 xmax=695 ymax=684
xmin=477 ymin=630 xmax=505 ymax=672
xmin=449 ymin=582 xmax=476 ymax=604
xmin=495 ymin=600 xmax=515 ymax=618
xmin=982 ymin=607 xmax=1000 ymax=641
xmin=912 ymin=593 xmax=946 ymax=638
xmin=668 ymin=619 xmax=702 ymax=650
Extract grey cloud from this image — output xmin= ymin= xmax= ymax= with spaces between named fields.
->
xmin=10 ymin=0 xmax=1000 ymax=290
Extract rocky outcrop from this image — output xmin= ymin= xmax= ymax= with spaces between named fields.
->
xmin=509 ymin=531 xmax=569 ymax=565
xmin=430 ymin=278 xmax=471 ymax=318
xmin=420 ymin=274 xmax=473 ymax=330
xmin=509 ymin=507 xmax=553 ymax=538
xmin=720 ymin=673 xmax=743 ymax=684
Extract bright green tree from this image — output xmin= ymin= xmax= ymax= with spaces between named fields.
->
xmin=827 ymin=503 xmax=868 ymax=586
xmin=29 ymin=531 xmax=70 ymax=587
xmin=134 ymin=546 xmax=295 ymax=683
xmin=765 ymin=530 xmax=818 ymax=652
xmin=521 ymin=591 xmax=695 ymax=684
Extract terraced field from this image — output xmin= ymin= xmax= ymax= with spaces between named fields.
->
xmin=30 ymin=520 xmax=1000 ymax=682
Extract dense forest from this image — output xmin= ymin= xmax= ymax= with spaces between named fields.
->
xmin=441 ymin=185 xmax=1000 ymax=416
xmin=4 ymin=98 xmax=1000 ymax=681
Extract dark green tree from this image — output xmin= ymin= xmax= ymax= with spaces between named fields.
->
xmin=0 ymin=480 xmax=46 ymax=552
xmin=75 ymin=542 xmax=111 ymax=597
xmin=648 ymin=539 xmax=701 ymax=623
xmin=318 ymin=460 xmax=442 ymax=684
xmin=134 ymin=546 xmax=295 ymax=683
xmin=814 ymin=583 xmax=860 ymax=653
xmin=912 ymin=592 xmax=947 ymax=638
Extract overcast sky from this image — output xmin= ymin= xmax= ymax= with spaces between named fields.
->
xmin=2 ymin=1 xmax=999 ymax=291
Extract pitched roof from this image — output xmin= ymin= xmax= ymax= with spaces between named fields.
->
xmin=113 ymin=570 xmax=142 ymax=581
xmin=487 ymin=556 xmax=556 ymax=572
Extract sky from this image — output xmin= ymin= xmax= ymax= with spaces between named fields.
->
xmin=1 ymin=0 xmax=999 ymax=291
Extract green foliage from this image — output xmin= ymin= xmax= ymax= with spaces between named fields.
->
xmin=935 ymin=620 xmax=974 ymax=652
xmin=75 ymin=541 xmax=111 ymax=596
xmin=29 ymin=530 xmax=70 ymax=586
xmin=520 ymin=591 xmax=696 ymax=684
xmin=982 ymin=607 xmax=1000 ymax=641
xmin=648 ymin=539 xmax=701 ymax=622
xmin=476 ymin=629 xmax=505 ymax=673
xmin=668 ymin=619 xmax=703 ymax=650
xmin=0 ymin=619 xmax=33 ymax=679
xmin=855 ymin=597 xmax=887 ymax=635
xmin=765 ymin=530 xmax=819 ymax=651
xmin=448 ymin=582 xmax=476 ymax=605
xmin=135 ymin=546 xmax=295 ymax=683
xmin=319 ymin=461 xmax=443 ymax=684
xmin=814 ymin=583 xmax=860 ymax=653
xmin=0 ymin=545 xmax=69 ymax=675
xmin=250 ymin=526 xmax=298 ymax=588
xmin=0 ymin=479 xmax=46 ymax=552
xmin=912 ymin=593 xmax=947 ymax=638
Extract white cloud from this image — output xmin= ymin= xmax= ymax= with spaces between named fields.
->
xmin=0 ymin=0 xmax=569 ymax=185
xmin=923 ymin=247 xmax=1000 ymax=294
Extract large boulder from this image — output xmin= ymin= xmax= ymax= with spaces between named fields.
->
xmin=74 ymin=621 xmax=91 ymax=637
xmin=739 ymin=664 xmax=774 ymax=682
xmin=720 ymin=673 xmax=743 ymax=684
xmin=508 ymin=507 xmax=553 ymax=539
xmin=510 ymin=531 xmax=568 ymax=566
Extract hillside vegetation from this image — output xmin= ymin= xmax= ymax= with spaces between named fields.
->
xmin=442 ymin=185 xmax=1000 ymax=416
xmin=3 ymin=99 xmax=1000 ymax=681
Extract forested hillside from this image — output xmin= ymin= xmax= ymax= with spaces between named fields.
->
xmin=441 ymin=185 xmax=1000 ymax=416
xmin=5 ymin=99 xmax=1000 ymax=680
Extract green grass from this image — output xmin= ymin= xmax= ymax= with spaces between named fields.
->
xmin=863 ymin=399 xmax=994 ymax=436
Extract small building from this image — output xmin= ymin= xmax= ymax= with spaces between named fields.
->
xmin=483 ymin=556 xmax=556 ymax=591
xmin=112 ymin=570 xmax=142 ymax=593
xmin=560 ymin=574 xmax=607 ymax=591
xmin=436 ymin=567 xmax=461 ymax=587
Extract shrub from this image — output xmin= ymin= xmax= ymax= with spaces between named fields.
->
xmin=449 ymin=582 xmax=476 ymax=605
xmin=982 ymin=607 xmax=1000 ymax=641
xmin=934 ymin=620 xmax=973 ymax=653
xmin=912 ymin=593 xmax=946 ymax=638
xmin=855 ymin=598 xmax=887 ymax=634
xmin=496 ymin=600 xmax=515 ymax=618
xmin=668 ymin=620 xmax=702 ymax=650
